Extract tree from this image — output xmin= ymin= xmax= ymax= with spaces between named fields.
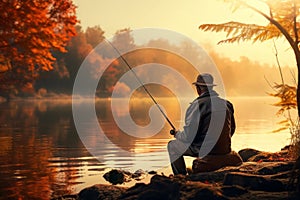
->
xmin=85 ymin=26 xmax=105 ymax=48
xmin=199 ymin=0 xmax=300 ymax=116
xmin=0 ymin=0 xmax=78 ymax=98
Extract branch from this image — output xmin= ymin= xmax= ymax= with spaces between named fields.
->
xmin=293 ymin=0 xmax=299 ymax=45
xmin=273 ymin=39 xmax=285 ymax=85
xmin=240 ymin=0 xmax=299 ymax=57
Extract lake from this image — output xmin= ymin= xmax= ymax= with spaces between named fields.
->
xmin=0 ymin=96 xmax=293 ymax=199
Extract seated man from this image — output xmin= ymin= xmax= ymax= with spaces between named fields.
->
xmin=168 ymin=73 xmax=242 ymax=175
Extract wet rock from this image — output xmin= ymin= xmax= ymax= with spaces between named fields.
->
xmin=132 ymin=169 xmax=146 ymax=180
xmin=238 ymin=148 xmax=261 ymax=162
xmin=103 ymin=169 xmax=131 ymax=185
xmin=103 ymin=169 xmax=148 ymax=184
xmin=223 ymin=172 xmax=286 ymax=192
xmin=78 ymin=184 xmax=126 ymax=200
xmin=148 ymin=170 xmax=157 ymax=175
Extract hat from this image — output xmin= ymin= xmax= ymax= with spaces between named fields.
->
xmin=192 ymin=73 xmax=217 ymax=86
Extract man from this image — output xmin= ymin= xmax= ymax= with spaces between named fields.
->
xmin=168 ymin=73 xmax=241 ymax=175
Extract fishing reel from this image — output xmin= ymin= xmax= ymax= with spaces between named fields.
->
xmin=170 ymin=129 xmax=176 ymax=135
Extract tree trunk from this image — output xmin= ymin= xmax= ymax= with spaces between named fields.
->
xmin=297 ymin=52 xmax=300 ymax=118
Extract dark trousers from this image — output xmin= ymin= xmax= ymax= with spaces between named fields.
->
xmin=167 ymin=139 xmax=198 ymax=175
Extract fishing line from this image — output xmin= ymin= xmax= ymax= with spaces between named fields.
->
xmin=106 ymin=39 xmax=176 ymax=130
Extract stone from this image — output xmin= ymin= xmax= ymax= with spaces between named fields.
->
xmin=78 ymin=184 xmax=126 ymax=200
xmin=221 ymin=185 xmax=248 ymax=197
xmin=103 ymin=169 xmax=130 ymax=185
xmin=103 ymin=169 xmax=148 ymax=184
xmin=119 ymin=175 xmax=180 ymax=200
xmin=256 ymin=162 xmax=295 ymax=175
xmin=132 ymin=169 xmax=146 ymax=180
xmin=189 ymin=188 xmax=228 ymax=200
xmin=192 ymin=151 xmax=243 ymax=174
xmin=148 ymin=170 xmax=157 ymax=175
xmin=238 ymin=148 xmax=261 ymax=162
xmin=223 ymin=172 xmax=286 ymax=192
xmin=187 ymin=170 xmax=230 ymax=183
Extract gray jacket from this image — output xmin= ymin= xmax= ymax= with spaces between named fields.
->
xmin=175 ymin=90 xmax=235 ymax=155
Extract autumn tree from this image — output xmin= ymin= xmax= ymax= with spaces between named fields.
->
xmin=0 ymin=0 xmax=78 ymax=98
xmin=85 ymin=26 xmax=105 ymax=48
xmin=199 ymin=0 xmax=300 ymax=116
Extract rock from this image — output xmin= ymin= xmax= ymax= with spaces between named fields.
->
xmin=188 ymin=187 xmax=228 ymax=200
xmin=103 ymin=169 xmax=148 ymax=184
xmin=192 ymin=151 xmax=243 ymax=174
xmin=51 ymin=194 xmax=78 ymax=200
xmin=132 ymin=169 xmax=146 ymax=180
xmin=256 ymin=162 xmax=294 ymax=175
xmin=179 ymin=178 xmax=228 ymax=200
xmin=221 ymin=185 xmax=248 ymax=197
xmin=118 ymin=183 xmax=148 ymax=200
xmin=281 ymin=145 xmax=291 ymax=151
xmin=119 ymin=175 xmax=180 ymax=200
xmin=238 ymin=148 xmax=262 ymax=162
xmin=148 ymin=170 xmax=157 ymax=175
xmin=187 ymin=162 xmax=260 ymax=183
xmin=103 ymin=169 xmax=131 ymax=185
xmin=223 ymin=172 xmax=286 ymax=192
xmin=54 ymin=147 xmax=299 ymax=200
xmin=120 ymin=174 xmax=230 ymax=200
xmin=78 ymin=184 xmax=126 ymax=200
xmin=187 ymin=169 xmax=231 ymax=183
xmin=247 ymin=150 xmax=289 ymax=162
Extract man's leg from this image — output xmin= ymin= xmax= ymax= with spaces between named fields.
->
xmin=167 ymin=140 xmax=197 ymax=175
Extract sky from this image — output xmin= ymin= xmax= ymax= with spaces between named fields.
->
xmin=73 ymin=0 xmax=296 ymax=68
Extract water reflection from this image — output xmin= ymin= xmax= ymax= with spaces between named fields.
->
xmin=0 ymin=98 xmax=184 ymax=199
xmin=0 ymin=97 xmax=292 ymax=199
xmin=0 ymin=100 xmax=93 ymax=199
xmin=96 ymin=97 xmax=182 ymax=153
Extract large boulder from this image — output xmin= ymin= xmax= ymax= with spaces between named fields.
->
xmin=192 ymin=151 xmax=243 ymax=174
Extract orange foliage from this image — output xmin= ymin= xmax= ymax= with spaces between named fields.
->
xmin=0 ymin=0 xmax=78 ymax=93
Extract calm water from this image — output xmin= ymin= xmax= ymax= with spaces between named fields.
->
xmin=0 ymin=96 xmax=292 ymax=199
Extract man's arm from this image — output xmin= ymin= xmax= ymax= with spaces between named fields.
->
xmin=174 ymin=101 xmax=200 ymax=143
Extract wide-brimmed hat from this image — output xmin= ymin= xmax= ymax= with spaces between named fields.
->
xmin=192 ymin=73 xmax=217 ymax=87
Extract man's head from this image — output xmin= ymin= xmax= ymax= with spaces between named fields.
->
xmin=193 ymin=73 xmax=216 ymax=95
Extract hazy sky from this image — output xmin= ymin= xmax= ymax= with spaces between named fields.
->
xmin=73 ymin=0 xmax=295 ymax=67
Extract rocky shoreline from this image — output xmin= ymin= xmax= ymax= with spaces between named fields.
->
xmin=52 ymin=148 xmax=300 ymax=200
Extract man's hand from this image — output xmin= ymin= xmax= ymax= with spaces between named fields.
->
xmin=170 ymin=129 xmax=177 ymax=136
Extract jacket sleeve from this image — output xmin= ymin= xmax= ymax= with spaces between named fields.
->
xmin=227 ymin=101 xmax=236 ymax=136
xmin=175 ymin=101 xmax=200 ymax=143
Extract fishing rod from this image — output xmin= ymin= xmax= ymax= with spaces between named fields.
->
xmin=106 ymin=39 xmax=176 ymax=131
